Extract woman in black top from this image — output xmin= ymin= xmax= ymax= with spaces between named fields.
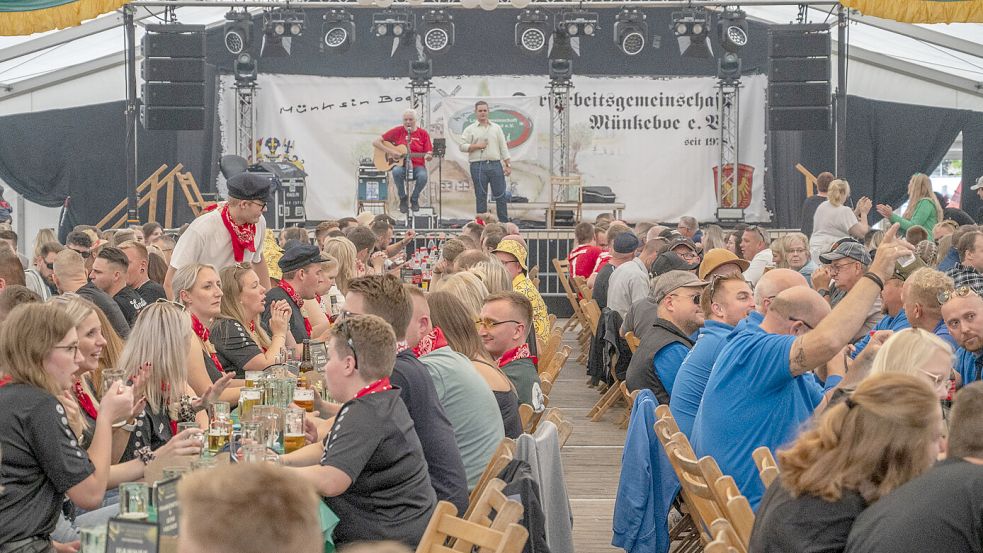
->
xmin=749 ymin=374 xmax=946 ymax=553
xmin=428 ymin=290 xmax=521 ymax=439
xmin=211 ymin=265 xmax=293 ymax=377
xmin=0 ymin=303 xmax=134 ymax=551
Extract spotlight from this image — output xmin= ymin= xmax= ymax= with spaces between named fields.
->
xmin=421 ymin=10 xmax=454 ymax=54
xmin=671 ymin=8 xmax=712 ymax=58
xmin=613 ymin=9 xmax=647 ymax=56
xmin=717 ymin=51 xmax=742 ymax=82
xmin=234 ymin=52 xmax=258 ymax=83
xmin=321 ymin=10 xmax=355 ymax=53
xmin=558 ymin=10 xmax=599 ymax=38
xmin=515 ymin=9 xmax=549 ymax=54
xmin=549 ymin=58 xmax=573 ymax=85
xmin=372 ymin=11 xmax=414 ymax=38
xmin=718 ymin=8 xmax=748 ymax=53
xmin=223 ymin=10 xmax=252 ymax=55
xmin=265 ymin=9 xmax=304 ymax=38
xmin=409 ymin=59 xmax=433 ymax=85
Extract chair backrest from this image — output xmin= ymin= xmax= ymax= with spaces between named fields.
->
xmin=572 ymin=275 xmax=592 ymax=301
xmin=752 ymin=446 xmax=780 ymax=489
xmin=539 ymin=374 xmax=554 ymax=396
xmin=625 ymin=331 xmax=641 ymax=353
xmin=580 ymin=299 xmax=601 ymax=335
xmin=528 ymin=265 xmax=540 ymax=288
xmin=542 ymin=345 xmax=571 ymax=382
xmin=540 ymin=329 xmax=563 ymax=372
xmin=655 ymin=404 xmax=681 ymax=436
xmin=704 ymin=518 xmax=745 ymax=553
xmin=665 ymin=433 xmax=727 ymax=542
xmin=542 ymin=409 xmax=573 ymax=447
xmin=465 ymin=438 xmax=516 ymax=518
xmin=462 ymin=478 xmax=525 ymax=541
xmin=711 ymin=475 xmax=755 ymax=548
xmin=552 ymin=258 xmax=581 ymax=309
xmin=418 ymin=501 xmax=530 ymax=553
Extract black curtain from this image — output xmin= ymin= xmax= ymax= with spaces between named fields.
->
xmin=766 ymin=128 xmax=834 ymax=228
xmin=961 ymin=113 xmax=983 ymax=223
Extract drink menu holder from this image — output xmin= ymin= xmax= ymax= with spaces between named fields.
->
xmin=106 ymin=517 xmax=159 ymax=553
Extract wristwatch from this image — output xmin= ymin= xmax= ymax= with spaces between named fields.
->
xmin=818 ymin=289 xmax=831 ymax=298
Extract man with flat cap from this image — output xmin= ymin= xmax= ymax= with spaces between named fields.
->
xmin=262 ymin=243 xmax=326 ymax=344
xmin=165 ymin=172 xmax=274 ymax=298
xmin=608 ymin=232 xmax=663 ymax=318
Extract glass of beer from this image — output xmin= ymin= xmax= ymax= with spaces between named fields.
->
xmin=118 ymin=482 xmax=150 ymax=520
xmin=239 ymin=388 xmax=262 ymax=419
xmin=176 ymin=422 xmax=204 ymax=448
xmin=293 ymin=387 xmax=315 ymax=413
xmin=101 ymin=368 xmax=127 ymax=395
xmin=210 ymin=401 xmax=231 ymax=422
xmin=244 ymin=370 xmax=264 ymax=388
xmin=283 ymin=408 xmax=306 ymax=454
xmin=206 ymin=420 xmax=231 ymax=453
xmin=161 ymin=466 xmax=187 ymax=480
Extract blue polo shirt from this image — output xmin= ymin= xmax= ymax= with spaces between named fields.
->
xmin=690 ymin=321 xmax=824 ymax=510
xmin=955 ymin=347 xmax=982 ymax=386
xmin=851 ymin=309 xmax=910 ymax=358
xmin=669 ymin=320 xmax=735 ymax=437
xmin=934 ymin=319 xmax=958 ymax=350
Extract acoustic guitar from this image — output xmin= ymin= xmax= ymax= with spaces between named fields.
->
xmin=373 ymin=141 xmax=428 ymax=172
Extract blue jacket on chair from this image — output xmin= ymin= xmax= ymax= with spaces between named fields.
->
xmin=612 ymin=390 xmax=679 ymax=553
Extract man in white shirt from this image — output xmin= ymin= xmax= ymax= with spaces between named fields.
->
xmin=165 ymin=172 xmax=272 ymax=298
xmin=608 ymin=233 xmax=663 ymax=318
xmin=459 ymin=101 xmax=512 ymax=222
xmin=741 ymin=226 xmax=774 ymax=286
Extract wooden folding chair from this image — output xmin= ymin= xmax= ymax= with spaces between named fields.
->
xmin=465 ymin=438 xmax=516 ymax=518
xmin=587 ymin=350 xmax=623 ymax=422
xmin=665 ymin=436 xmax=728 ymax=545
xmin=625 ymin=331 xmax=641 ymax=353
xmin=537 ymin=330 xmax=563 ymax=375
xmin=463 ymin=479 xmax=524 ymax=539
xmin=705 ymin=519 xmax=745 ymax=553
xmin=752 ymin=446 xmax=780 ymax=489
xmin=519 ymin=402 xmax=550 ymax=435
xmin=540 ymin=408 xmax=573 ymax=447
xmin=539 ymin=374 xmax=554 ymax=396
xmin=572 ymin=275 xmax=592 ymax=301
xmin=616 ymin=382 xmax=639 ymax=429
xmin=528 ymin=265 xmax=540 ymax=288
xmin=417 ymin=501 xmax=529 ymax=553
xmin=711 ymin=475 xmax=755 ymax=549
xmin=552 ymin=259 xmax=584 ymax=333
xmin=541 ymin=345 xmax=570 ymax=382
xmin=653 ymin=407 xmax=701 ymax=549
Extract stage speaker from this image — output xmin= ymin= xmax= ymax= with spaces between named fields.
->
xmin=141 ymin=24 xmax=206 ymax=131
xmin=767 ymin=24 xmax=831 ymax=131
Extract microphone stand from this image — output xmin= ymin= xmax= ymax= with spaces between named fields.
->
xmin=432 ymin=138 xmax=447 ymax=228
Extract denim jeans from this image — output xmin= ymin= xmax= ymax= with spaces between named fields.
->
xmin=470 ymin=160 xmax=508 ymax=222
xmin=391 ymin=164 xmax=428 ymax=202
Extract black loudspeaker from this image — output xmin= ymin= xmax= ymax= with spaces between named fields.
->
xmin=141 ymin=25 xmax=206 ymax=131
xmin=767 ymin=24 xmax=831 ymax=131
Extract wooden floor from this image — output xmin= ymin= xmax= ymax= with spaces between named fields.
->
xmin=552 ymin=326 xmax=627 ymax=553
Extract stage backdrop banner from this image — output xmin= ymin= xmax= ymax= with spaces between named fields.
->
xmin=219 ymin=74 xmax=768 ymax=222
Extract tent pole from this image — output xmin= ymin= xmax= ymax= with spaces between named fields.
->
xmin=124 ymin=6 xmax=140 ymax=225
xmin=835 ymin=3 xmax=847 ymax=177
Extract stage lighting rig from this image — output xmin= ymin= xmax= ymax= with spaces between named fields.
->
xmin=234 ymin=52 xmax=258 ymax=84
xmin=372 ymin=10 xmax=415 ymax=38
xmin=558 ymin=10 xmax=599 ymax=38
xmin=671 ymin=8 xmax=712 ymax=58
xmin=223 ymin=10 xmax=252 ymax=55
xmin=265 ymin=9 xmax=304 ymax=38
xmin=613 ymin=9 xmax=647 ymax=56
xmin=515 ymin=9 xmax=549 ymax=54
xmin=718 ymin=8 xmax=748 ymax=53
xmin=549 ymin=58 xmax=573 ymax=86
xmin=409 ymin=59 xmax=433 ymax=86
xmin=321 ymin=10 xmax=355 ymax=53
xmin=717 ymin=52 xmax=741 ymax=82
xmin=421 ymin=10 xmax=454 ymax=54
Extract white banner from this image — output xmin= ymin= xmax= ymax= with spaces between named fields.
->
xmin=219 ymin=74 xmax=769 ymax=222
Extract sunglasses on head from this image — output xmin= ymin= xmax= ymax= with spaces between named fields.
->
xmin=938 ymin=286 xmax=978 ymax=306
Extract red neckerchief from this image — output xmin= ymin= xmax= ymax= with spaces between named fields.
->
xmin=475 ymin=217 xmax=486 ymax=226
xmin=395 ymin=341 xmax=409 ymax=354
xmin=499 ymin=344 xmax=538 ymax=368
xmin=220 ymin=204 xmax=257 ymax=263
xmin=191 ymin=313 xmax=224 ymax=373
xmin=73 ymin=379 xmax=99 ymax=420
xmin=412 ymin=327 xmax=449 ymax=357
xmin=354 ymin=377 xmax=393 ymax=399
xmin=279 ymin=280 xmax=312 ymax=337
xmin=0 ymin=375 xmax=11 ymax=387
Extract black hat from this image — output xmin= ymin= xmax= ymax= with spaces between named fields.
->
xmin=227 ymin=172 xmax=275 ymax=202
xmin=650 ymin=251 xmax=699 ymax=276
xmin=278 ymin=244 xmax=323 ymax=273
xmin=612 ymin=232 xmax=640 ymax=254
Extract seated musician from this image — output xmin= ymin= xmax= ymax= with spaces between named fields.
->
xmin=372 ymin=109 xmax=433 ymax=214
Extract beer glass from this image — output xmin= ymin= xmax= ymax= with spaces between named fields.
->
xmin=210 ymin=401 xmax=231 ymax=422
xmin=244 ymin=370 xmax=264 ymax=388
xmin=101 ymin=368 xmax=127 ymax=395
xmin=268 ymin=377 xmax=297 ymax=409
xmin=253 ymin=405 xmax=283 ymax=453
xmin=80 ymin=526 xmax=107 ymax=553
xmin=176 ymin=421 xmax=204 ymax=445
xmin=283 ymin=407 xmax=306 ymax=454
xmin=239 ymin=388 xmax=261 ymax=419
xmin=241 ymin=443 xmax=267 ymax=463
xmin=293 ymin=387 xmax=315 ymax=413
xmin=161 ymin=466 xmax=187 ymax=480
xmin=206 ymin=419 xmax=232 ymax=453
xmin=118 ymin=482 xmax=150 ymax=520
xmin=191 ymin=456 xmax=216 ymax=471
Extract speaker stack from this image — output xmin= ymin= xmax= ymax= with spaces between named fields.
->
xmin=141 ymin=25 xmax=206 ymax=131
xmin=768 ymin=24 xmax=831 ymax=131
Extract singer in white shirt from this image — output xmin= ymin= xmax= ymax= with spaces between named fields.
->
xmin=459 ymin=100 xmax=512 ymax=222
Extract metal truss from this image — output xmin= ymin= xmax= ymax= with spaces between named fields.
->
xmin=408 ymin=81 xmax=432 ymax=128
xmin=234 ymin=81 xmax=257 ymax=162
xmin=548 ymin=82 xmax=571 ymax=182
xmin=717 ymin=80 xmax=741 ymax=213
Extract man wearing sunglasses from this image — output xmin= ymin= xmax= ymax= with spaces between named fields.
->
xmin=692 ymin=224 xmax=915 ymax=509
xmin=624 ymin=271 xmax=707 ymax=402
xmin=26 ymin=241 xmax=62 ymax=300
xmin=941 ymin=286 xmax=983 ymax=387
xmin=478 ymin=292 xmax=544 ymax=412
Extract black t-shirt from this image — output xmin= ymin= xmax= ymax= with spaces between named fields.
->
xmin=77 ymin=282 xmax=130 ymax=338
xmin=113 ymin=285 xmax=147 ymax=326
xmin=211 ymin=318 xmax=264 ymax=378
xmin=261 ymin=286 xmax=308 ymax=344
xmin=136 ymin=280 xmax=167 ymax=304
xmin=119 ymin=405 xmax=174 ymax=464
xmin=494 ymin=390 xmax=522 ymax=439
xmin=800 ymin=194 xmax=827 ymax=237
xmin=392 ymin=350 xmax=470 ymax=515
xmin=321 ymin=389 xmax=437 ymax=546
xmin=0 ymin=384 xmax=94 ymax=545
xmin=750 ymin=482 xmax=866 ymax=553
xmin=845 ymin=458 xmax=983 ymax=553
xmin=594 ymin=263 xmax=616 ymax=310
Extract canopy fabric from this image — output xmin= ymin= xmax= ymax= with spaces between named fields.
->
xmin=0 ymin=0 xmax=126 ymax=36
xmin=841 ymin=0 xmax=983 ymax=23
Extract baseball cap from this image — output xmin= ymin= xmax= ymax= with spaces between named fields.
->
xmin=651 ymin=252 xmax=699 ymax=277
xmin=650 ymin=270 xmax=708 ymax=303
xmin=668 ymin=237 xmax=698 ymax=253
xmin=819 ymin=241 xmax=872 ymax=266
xmin=971 ymin=175 xmax=983 ymax=191
xmin=892 ymin=255 xmax=927 ymax=281
xmin=698 ymin=248 xmax=750 ymax=280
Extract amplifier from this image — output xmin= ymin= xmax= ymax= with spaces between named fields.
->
xmin=358 ymin=163 xmax=389 ymax=201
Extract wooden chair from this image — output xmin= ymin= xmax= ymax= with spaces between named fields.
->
xmin=540 ymin=408 xmax=573 ymax=447
xmin=528 ymin=265 xmax=540 ymax=288
xmin=617 ymin=382 xmax=639 ymax=429
xmin=705 ymin=518 xmax=745 ymax=553
xmin=518 ymin=399 xmax=551 ymax=435
xmin=665 ymin=436 xmax=728 ymax=545
xmin=572 ymin=275 xmax=592 ymax=301
xmin=548 ymin=174 xmax=584 ymax=228
xmin=466 ymin=438 xmax=516 ymax=518
xmin=625 ymin=331 xmax=641 ymax=353
xmin=417 ymin=501 xmax=529 ymax=553
xmin=587 ymin=350 xmax=623 ymax=422
xmin=752 ymin=446 xmax=780 ymax=489
xmin=547 ymin=313 xmax=557 ymax=334
xmin=537 ymin=330 xmax=563 ymax=375
xmin=463 ymin=478 xmax=524 ymax=538
xmin=539 ymin=374 xmax=554 ymax=396
xmin=541 ymin=345 xmax=570 ymax=382
xmin=711 ymin=475 xmax=755 ymax=549
xmin=552 ymin=258 xmax=585 ymax=333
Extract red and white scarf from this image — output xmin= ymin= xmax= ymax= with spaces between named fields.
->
xmin=191 ymin=313 xmax=224 ymax=373
xmin=499 ymin=343 xmax=538 ymax=368
xmin=73 ymin=379 xmax=99 ymax=420
xmin=279 ymin=280 xmax=312 ymax=337
xmin=354 ymin=377 xmax=393 ymax=399
xmin=412 ymin=327 xmax=449 ymax=358
xmin=220 ymin=204 xmax=257 ymax=263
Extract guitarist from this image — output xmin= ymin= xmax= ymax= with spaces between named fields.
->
xmin=373 ymin=109 xmax=433 ymax=214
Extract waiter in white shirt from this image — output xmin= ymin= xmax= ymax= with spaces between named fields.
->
xmin=459 ymin=100 xmax=512 ymax=222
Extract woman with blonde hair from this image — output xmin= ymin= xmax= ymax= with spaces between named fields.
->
xmin=428 ymin=291 xmax=521 ymax=439
xmin=877 ymin=173 xmax=944 ymax=240
xmin=431 ymin=270 xmax=488 ymax=316
xmin=322 ymin=236 xmax=358 ymax=312
xmin=781 ymin=232 xmax=817 ymax=283
xmin=172 ymin=264 xmax=239 ymax=404
xmin=749 ymin=373 xmax=944 ymax=552
xmin=810 ymin=179 xmax=872 ymax=261
xmin=870 ymin=328 xmax=955 ymax=400
xmin=32 ymin=227 xmax=57 ymax=259
xmin=469 ymin=260 xmax=512 ymax=294
xmin=702 ymin=224 xmax=726 ymax=251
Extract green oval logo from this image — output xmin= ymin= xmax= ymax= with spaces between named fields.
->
xmin=448 ymin=107 xmax=534 ymax=149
